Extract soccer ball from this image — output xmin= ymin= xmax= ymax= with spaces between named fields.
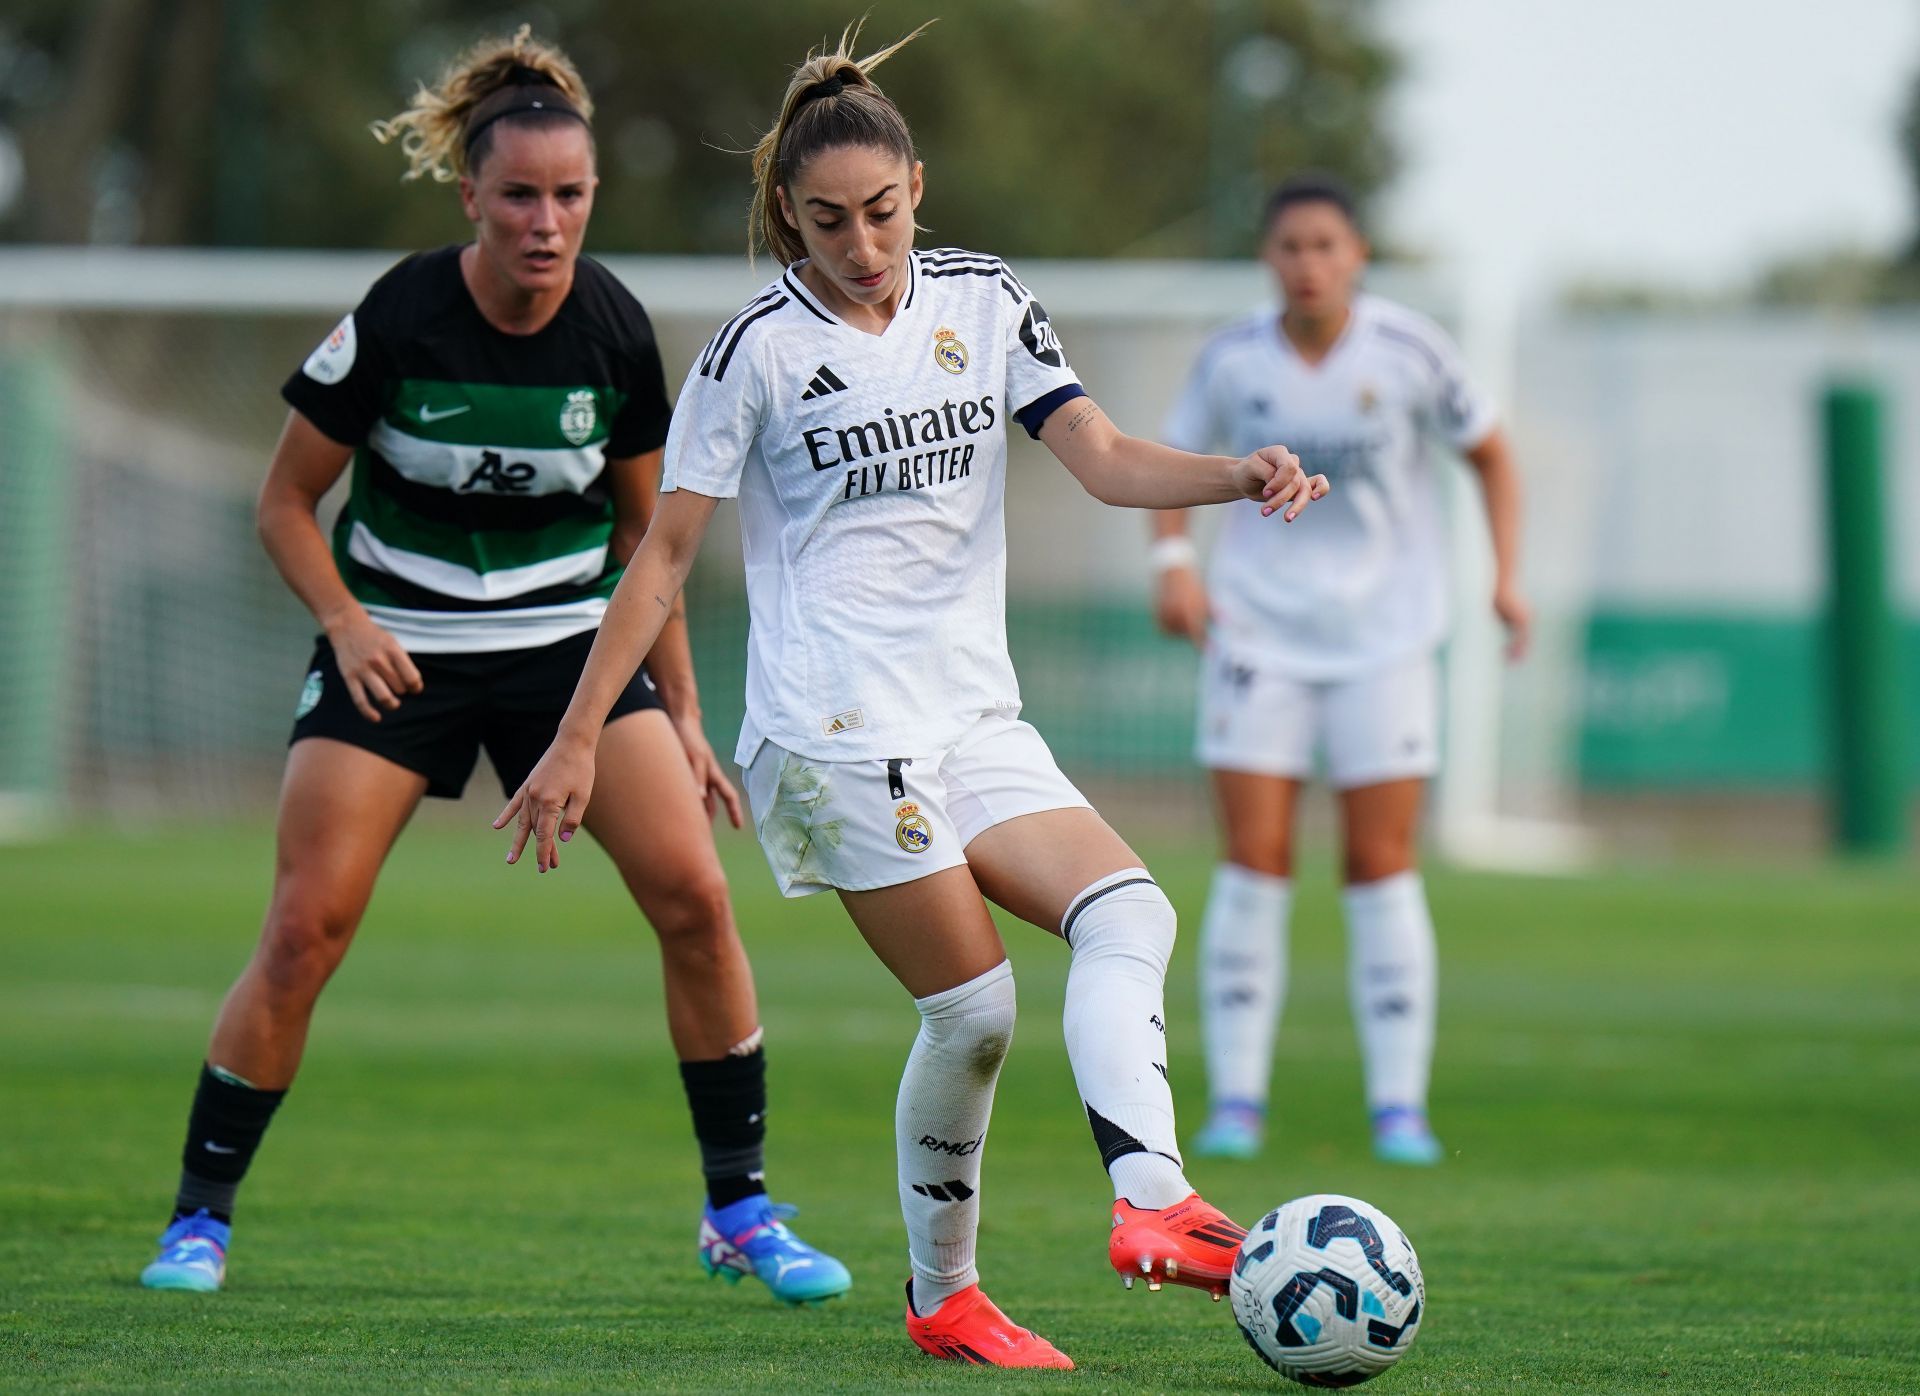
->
xmin=1230 ymin=1194 xmax=1425 ymax=1387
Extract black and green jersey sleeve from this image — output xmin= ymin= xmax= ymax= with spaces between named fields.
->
xmin=280 ymin=248 xmax=673 ymax=655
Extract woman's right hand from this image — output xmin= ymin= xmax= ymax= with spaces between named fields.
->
xmin=1154 ymin=564 xmax=1211 ymax=647
xmin=495 ymin=730 xmax=598 ymax=873
xmin=326 ymin=609 xmax=423 ymax=722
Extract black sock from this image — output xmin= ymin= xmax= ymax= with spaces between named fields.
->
xmin=171 ymin=1063 xmax=287 ymax=1224
xmin=679 ymin=1045 xmax=768 ymax=1209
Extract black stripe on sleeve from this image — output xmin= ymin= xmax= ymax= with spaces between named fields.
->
xmin=699 ymin=290 xmax=783 ymax=376
xmin=705 ymin=297 xmax=789 ymax=382
xmin=921 ymin=251 xmax=1028 ymax=298
xmin=1373 ymin=324 xmax=1445 ymax=376
xmin=921 ymin=264 xmax=1027 ymax=304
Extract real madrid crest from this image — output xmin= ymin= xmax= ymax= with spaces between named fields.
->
xmin=559 ymin=388 xmax=598 ymax=446
xmin=895 ymin=801 xmax=934 ymax=854
xmin=1357 ymin=384 xmax=1379 ymax=415
xmin=932 ymin=326 xmax=968 ymax=375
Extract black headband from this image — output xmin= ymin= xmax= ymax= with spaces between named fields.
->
xmin=463 ymin=78 xmax=587 ymax=156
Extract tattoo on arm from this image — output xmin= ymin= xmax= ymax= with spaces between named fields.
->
xmin=1063 ymin=403 xmax=1102 ymax=436
xmin=653 ymin=594 xmax=669 ymax=611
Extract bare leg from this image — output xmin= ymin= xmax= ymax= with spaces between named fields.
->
xmin=838 ymin=864 xmax=1008 ymax=997
xmin=1338 ymin=777 xmax=1423 ymax=884
xmin=584 ymin=710 xmax=757 ymax=1060
xmin=962 ymin=806 xmax=1140 ymax=934
xmin=1211 ymin=769 xmax=1303 ymax=878
xmin=206 ymin=739 xmax=425 ymax=1088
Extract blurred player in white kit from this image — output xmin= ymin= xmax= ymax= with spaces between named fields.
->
xmin=1153 ymin=173 xmax=1531 ymax=1165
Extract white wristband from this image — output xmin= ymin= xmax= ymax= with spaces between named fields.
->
xmin=1150 ymin=536 xmax=1199 ymax=573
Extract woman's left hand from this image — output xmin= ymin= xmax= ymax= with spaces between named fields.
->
xmin=674 ymin=712 xmax=744 ymax=829
xmin=1234 ymin=446 xmax=1331 ymax=520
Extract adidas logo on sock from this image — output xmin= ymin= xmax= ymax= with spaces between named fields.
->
xmin=911 ymin=1179 xmax=976 ymax=1203
xmin=800 ymin=364 xmax=849 ymax=400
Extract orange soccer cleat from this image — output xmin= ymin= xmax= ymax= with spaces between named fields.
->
xmin=1109 ymin=1192 xmax=1248 ymax=1300
xmin=904 ymin=1282 xmax=1075 ymax=1369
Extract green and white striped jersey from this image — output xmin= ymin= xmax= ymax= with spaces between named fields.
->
xmin=282 ymin=246 xmax=671 ymax=652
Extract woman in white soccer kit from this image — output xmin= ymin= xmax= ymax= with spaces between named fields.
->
xmin=1152 ymin=175 xmax=1531 ymax=1166
xmin=498 ymin=25 xmax=1328 ymax=1370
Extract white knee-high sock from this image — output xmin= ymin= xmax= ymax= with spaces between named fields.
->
xmin=1342 ymin=871 xmax=1437 ymax=1112
xmin=898 ymin=959 xmax=1016 ymax=1315
xmin=1061 ymin=869 xmax=1193 ymax=1210
xmin=1198 ymin=863 xmax=1292 ymax=1114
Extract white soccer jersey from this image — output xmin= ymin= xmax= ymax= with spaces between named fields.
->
xmin=1163 ymin=293 xmax=1497 ymax=680
xmin=663 ymin=248 xmax=1083 ymax=765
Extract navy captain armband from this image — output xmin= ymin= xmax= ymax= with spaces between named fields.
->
xmin=1013 ymin=383 xmax=1088 ymax=440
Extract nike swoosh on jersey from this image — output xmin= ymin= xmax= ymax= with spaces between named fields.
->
xmin=202 ymin=1141 xmax=239 ymax=1154
xmin=417 ymin=404 xmax=472 ymax=423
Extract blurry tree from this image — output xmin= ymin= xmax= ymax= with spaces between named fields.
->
xmin=0 ymin=0 xmax=1395 ymax=258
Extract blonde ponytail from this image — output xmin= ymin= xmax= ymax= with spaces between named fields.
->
xmin=371 ymin=25 xmax=594 ymax=183
xmin=750 ymin=19 xmax=932 ymax=264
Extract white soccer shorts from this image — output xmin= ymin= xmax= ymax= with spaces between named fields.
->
xmin=1195 ymin=646 xmax=1441 ymax=789
xmin=743 ymin=711 xmax=1092 ymax=898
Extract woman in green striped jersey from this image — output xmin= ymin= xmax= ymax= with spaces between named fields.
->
xmin=138 ymin=27 xmax=849 ymax=1307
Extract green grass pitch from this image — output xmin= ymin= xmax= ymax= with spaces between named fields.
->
xmin=3 ymin=821 xmax=1916 ymax=1392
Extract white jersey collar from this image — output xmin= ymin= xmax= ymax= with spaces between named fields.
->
xmin=782 ymin=255 xmax=921 ymax=339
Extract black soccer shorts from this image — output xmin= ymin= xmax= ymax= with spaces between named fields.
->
xmin=288 ymin=627 xmax=665 ymax=798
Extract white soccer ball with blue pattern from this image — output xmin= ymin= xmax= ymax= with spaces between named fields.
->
xmin=1230 ymin=1193 xmax=1425 ymax=1387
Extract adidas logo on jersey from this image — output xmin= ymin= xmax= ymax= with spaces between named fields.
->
xmin=800 ymin=364 xmax=849 ymax=400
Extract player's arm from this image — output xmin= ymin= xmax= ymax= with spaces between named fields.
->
xmin=602 ymin=449 xmax=742 ymax=828
xmin=1461 ymin=427 xmax=1532 ymax=661
xmin=494 ymin=486 xmax=721 ymax=870
xmin=1038 ymin=396 xmax=1329 ymax=519
xmin=256 ymin=409 xmax=422 ymax=722
xmin=1149 ymin=507 xmax=1208 ymax=647
xmin=605 ymin=448 xmax=696 ymax=708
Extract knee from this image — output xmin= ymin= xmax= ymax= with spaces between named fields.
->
xmin=1224 ymin=830 xmax=1291 ymax=879
xmin=648 ymin=871 xmax=736 ymax=956
xmin=1344 ymin=836 xmax=1417 ymax=886
xmin=1064 ymin=871 xmax=1177 ymax=974
xmin=916 ymin=960 xmax=1016 ymax=1079
xmin=255 ymin=901 xmax=357 ymax=1000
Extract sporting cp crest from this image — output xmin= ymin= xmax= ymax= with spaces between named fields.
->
xmin=894 ymin=801 xmax=934 ymax=854
xmin=559 ymin=389 xmax=598 ymax=446
xmin=932 ymin=327 xmax=968 ymax=375
xmin=293 ymin=669 xmax=323 ymax=720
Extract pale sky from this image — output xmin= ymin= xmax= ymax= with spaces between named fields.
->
xmin=1379 ymin=0 xmax=1920 ymax=303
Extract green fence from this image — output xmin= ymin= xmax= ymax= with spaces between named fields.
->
xmin=1579 ymin=611 xmax=1920 ymax=788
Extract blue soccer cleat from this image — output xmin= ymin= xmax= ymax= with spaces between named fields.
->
xmin=1191 ymin=1103 xmax=1264 ymax=1160
xmin=698 ymin=1195 xmax=851 ymax=1306
xmin=140 ymin=1209 xmax=229 ymax=1292
xmin=1372 ymin=1106 xmax=1444 ymax=1166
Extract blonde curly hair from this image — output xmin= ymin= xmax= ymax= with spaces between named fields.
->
xmin=371 ymin=25 xmax=594 ymax=183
